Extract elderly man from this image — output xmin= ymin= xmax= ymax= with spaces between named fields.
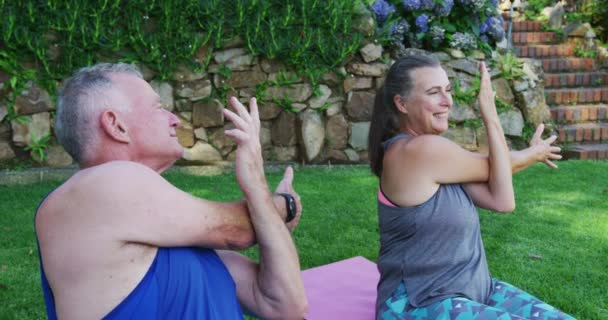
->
xmin=34 ymin=63 xmax=307 ymax=319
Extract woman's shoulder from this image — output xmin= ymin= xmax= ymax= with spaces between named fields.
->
xmin=387 ymin=134 xmax=456 ymax=160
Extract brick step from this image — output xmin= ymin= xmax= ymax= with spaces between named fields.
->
xmin=556 ymin=122 xmax=608 ymax=143
xmin=504 ymin=20 xmax=544 ymax=32
xmin=512 ymin=32 xmax=558 ymax=44
xmin=550 ymin=104 xmax=608 ymax=123
xmin=541 ymin=58 xmax=595 ymax=73
xmin=545 ymin=88 xmax=608 ymax=104
xmin=562 ymin=143 xmax=608 ymax=160
xmin=545 ymin=72 xmax=608 ymax=88
xmin=513 ymin=44 xmax=575 ymax=58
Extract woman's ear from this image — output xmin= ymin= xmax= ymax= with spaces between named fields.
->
xmin=393 ymin=95 xmax=408 ymax=114
xmin=99 ymin=110 xmax=130 ymax=143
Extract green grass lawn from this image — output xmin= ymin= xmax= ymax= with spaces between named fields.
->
xmin=1 ymin=161 xmax=607 ymax=319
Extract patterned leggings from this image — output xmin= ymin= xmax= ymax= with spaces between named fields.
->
xmin=378 ymin=279 xmax=576 ymax=320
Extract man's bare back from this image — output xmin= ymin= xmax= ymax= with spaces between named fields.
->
xmin=37 ymin=164 xmax=159 ymax=319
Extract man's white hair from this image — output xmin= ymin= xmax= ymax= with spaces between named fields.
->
xmin=55 ymin=63 xmax=142 ymax=163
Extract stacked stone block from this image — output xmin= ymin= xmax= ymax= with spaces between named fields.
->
xmin=0 ymin=41 xmax=551 ymax=166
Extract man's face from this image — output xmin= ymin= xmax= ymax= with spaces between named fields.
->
xmin=111 ymin=73 xmax=183 ymax=166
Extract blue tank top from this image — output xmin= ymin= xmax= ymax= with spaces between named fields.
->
xmin=35 ymin=200 xmax=244 ymax=319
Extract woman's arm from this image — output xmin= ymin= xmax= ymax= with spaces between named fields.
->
xmin=462 ymin=62 xmax=514 ymax=212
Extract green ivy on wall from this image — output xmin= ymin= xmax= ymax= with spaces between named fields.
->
xmin=0 ymin=0 xmax=365 ymax=94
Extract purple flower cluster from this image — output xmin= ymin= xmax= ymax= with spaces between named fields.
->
xmin=449 ymin=32 xmax=477 ymax=50
xmin=480 ymin=20 xmax=489 ymax=34
xmin=435 ymin=0 xmax=454 ymax=16
xmin=415 ymin=14 xmax=429 ymax=33
xmin=420 ymin=0 xmax=435 ymax=10
xmin=402 ymin=0 xmax=420 ymax=11
xmin=390 ymin=18 xmax=410 ymax=44
xmin=371 ymin=0 xmax=397 ymax=23
xmin=391 ymin=18 xmax=410 ymax=37
xmin=456 ymin=0 xmax=485 ymax=10
xmin=373 ymin=0 xmax=504 ymax=52
xmin=482 ymin=16 xmax=504 ymax=41
xmin=429 ymin=25 xmax=445 ymax=42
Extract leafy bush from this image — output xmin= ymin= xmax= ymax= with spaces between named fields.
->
xmin=494 ymin=51 xmax=524 ymax=81
xmin=369 ymin=0 xmax=505 ymax=54
xmin=585 ymin=0 xmax=608 ymax=42
xmin=0 ymin=0 xmax=364 ymax=87
xmin=522 ymin=0 xmax=555 ymax=21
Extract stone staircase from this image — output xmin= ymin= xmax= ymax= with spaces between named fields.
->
xmin=508 ymin=20 xmax=608 ymax=159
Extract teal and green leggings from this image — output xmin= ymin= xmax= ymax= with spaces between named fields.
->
xmin=379 ymin=279 xmax=575 ymax=320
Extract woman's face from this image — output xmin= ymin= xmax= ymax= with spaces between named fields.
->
xmin=398 ymin=66 xmax=453 ymax=135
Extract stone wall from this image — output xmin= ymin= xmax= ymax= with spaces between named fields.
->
xmin=0 ymin=42 xmax=550 ymax=167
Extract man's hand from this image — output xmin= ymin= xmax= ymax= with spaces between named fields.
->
xmin=274 ymin=167 xmax=302 ymax=232
xmin=529 ymin=123 xmax=562 ymax=169
xmin=223 ymin=97 xmax=268 ymax=197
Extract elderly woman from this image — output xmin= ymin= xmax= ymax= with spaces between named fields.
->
xmin=368 ymin=55 xmax=573 ymax=320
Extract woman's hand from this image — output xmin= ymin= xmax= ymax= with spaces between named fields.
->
xmin=478 ymin=61 xmax=498 ymax=120
xmin=529 ymin=123 xmax=562 ymax=168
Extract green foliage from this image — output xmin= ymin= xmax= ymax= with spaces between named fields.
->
xmin=0 ymin=158 xmax=36 ymax=171
xmin=462 ymin=118 xmax=483 ymax=130
xmin=523 ymin=0 xmax=555 ymax=21
xmin=494 ymin=52 xmax=524 ymax=81
xmin=564 ymin=11 xmax=592 ymax=25
xmin=0 ymin=52 xmax=36 ymax=124
xmin=495 ymin=96 xmax=513 ymax=114
xmin=584 ymin=0 xmax=608 ymax=42
xmin=0 ymin=0 xmax=364 ymax=89
xmin=521 ymin=121 xmax=537 ymax=142
xmin=315 ymin=101 xmax=332 ymax=114
xmin=217 ymin=64 xmax=232 ymax=79
xmin=573 ymin=41 xmax=597 ymax=58
xmin=272 ymin=96 xmax=295 ymax=113
xmin=540 ymin=24 xmax=565 ymax=41
xmin=254 ymin=71 xmax=302 ymax=106
xmin=23 ymin=134 xmax=51 ymax=162
xmin=452 ymin=76 xmax=480 ymax=108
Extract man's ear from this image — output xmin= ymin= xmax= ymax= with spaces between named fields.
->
xmin=393 ymin=95 xmax=408 ymax=114
xmin=100 ymin=110 xmax=130 ymax=143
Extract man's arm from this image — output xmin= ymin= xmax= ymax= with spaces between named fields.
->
xmin=67 ymin=160 xmax=298 ymax=251
xmin=218 ymin=97 xmax=307 ymax=319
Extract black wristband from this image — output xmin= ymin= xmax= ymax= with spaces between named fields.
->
xmin=277 ymin=193 xmax=297 ymax=223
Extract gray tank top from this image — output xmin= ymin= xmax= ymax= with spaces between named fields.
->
xmin=376 ymin=134 xmax=492 ymax=312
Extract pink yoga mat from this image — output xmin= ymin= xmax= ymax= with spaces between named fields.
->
xmin=302 ymin=256 xmax=379 ymax=320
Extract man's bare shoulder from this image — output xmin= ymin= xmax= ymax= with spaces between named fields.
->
xmin=74 ymin=160 xmax=158 ymax=182
xmin=38 ymin=161 xmax=162 ymax=225
xmin=64 ymin=161 xmax=158 ymax=191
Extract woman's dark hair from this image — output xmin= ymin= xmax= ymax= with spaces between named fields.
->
xmin=368 ymin=55 xmax=440 ymax=177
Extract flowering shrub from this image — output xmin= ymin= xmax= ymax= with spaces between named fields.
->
xmin=371 ymin=0 xmax=504 ymax=53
